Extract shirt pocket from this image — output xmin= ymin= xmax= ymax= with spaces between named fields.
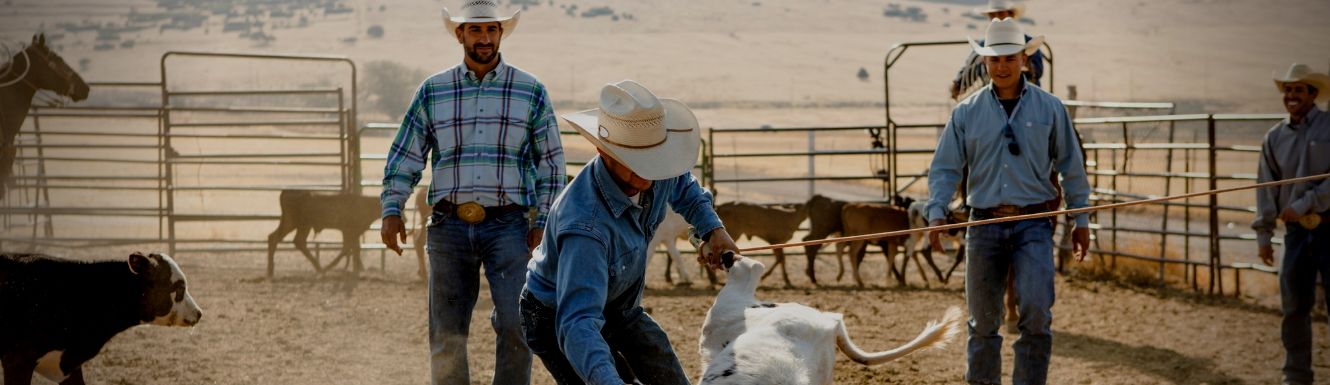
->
xmin=498 ymin=103 xmax=533 ymax=150
xmin=1309 ymin=137 xmax=1329 ymax=174
xmin=1022 ymin=120 xmax=1054 ymax=165
xmin=429 ymin=106 xmax=461 ymax=159
xmin=607 ymin=245 xmax=637 ymax=295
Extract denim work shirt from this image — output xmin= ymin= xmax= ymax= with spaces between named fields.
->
xmin=1254 ymin=107 xmax=1330 ymax=246
xmin=525 ymin=156 xmax=723 ymax=385
xmin=928 ymin=82 xmax=1092 ymax=227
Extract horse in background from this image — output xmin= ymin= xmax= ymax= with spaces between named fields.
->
xmin=0 ymin=33 xmax=90 ymax=200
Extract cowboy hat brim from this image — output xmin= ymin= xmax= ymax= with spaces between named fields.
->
xmin=974 ymin=3 xmax=1024 ymax=19
xmin=443 ymin=8 xmax=520 ymax=40
xmin=1274 ymin=72 xmax=1330 ymax=107
xmin=564 ymin=99 xmax=701 ymax=181
xmin=969 ymin=35 xmax=1043 ymax=57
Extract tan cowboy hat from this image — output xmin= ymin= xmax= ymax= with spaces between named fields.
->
xmin=1273 ymin=63 xmax=1330 ymax=107
xmin=974 ymin=0 xmax=1025 ymax=19
xmin=563 ymin=80 xmax=701 ymax=181
xmin=443 ymin=0 xmax=520 ymax=40
xmin=969 ymin=17 xmax=1043 ymax=57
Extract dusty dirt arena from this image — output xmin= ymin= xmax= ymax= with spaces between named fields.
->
xmin=5 ymin=248 xmax=1320 ymax=385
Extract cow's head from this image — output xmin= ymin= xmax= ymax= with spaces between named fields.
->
xmin=128 ymin=252 xmax=203 ymax=327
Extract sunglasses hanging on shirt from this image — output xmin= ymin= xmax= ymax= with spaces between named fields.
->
xmin=1002 ymin=123 xmax=1021 ymax=156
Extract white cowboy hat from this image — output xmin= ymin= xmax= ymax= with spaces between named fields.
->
xmin=1273 ymin=63 xmax=1330 ymax=107
xmin=968 ymin=17 xmax=1043 ymax=57
xmin=974 ymin=0 xmax=1025 ymax=19
xmin=443 ymin=0 xmax=520 ymax=40
xmin=563 ymin=80 xmax=701 ymax=181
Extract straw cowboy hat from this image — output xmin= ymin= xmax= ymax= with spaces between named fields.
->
xmin=563 ymin=80 xmax=701 ymax=181
xmin=969 ymin=18 xmax=1043 ymax=57
xmin=442 ymin=0 xmax=520 ymax=40
xmin=1273 ymin=63 xmax=1330 ymax=107
xmin=974 ymin=0 xmax=1025 ymax=19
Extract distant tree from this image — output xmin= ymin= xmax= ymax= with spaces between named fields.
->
xmin=367 ymin=25 xmax=384 ymax=38
xmin=360 ymin=61 xmax=428 ymax=122
xmin=857 ymin=67 xmax=869 ymax=81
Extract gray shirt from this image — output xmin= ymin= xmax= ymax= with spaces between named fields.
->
xmin=1254 ymin=107 xmax=1330 ymax=246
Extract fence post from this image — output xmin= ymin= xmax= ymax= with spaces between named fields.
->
xmin=1207 ymin=115 xmax=1221 ymax=295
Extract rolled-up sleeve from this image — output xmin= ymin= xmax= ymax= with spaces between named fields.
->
xmin=381 ymin=82 xmax=433 ymax=218
xmin=553 ymin=228 xmax=622 ymax=385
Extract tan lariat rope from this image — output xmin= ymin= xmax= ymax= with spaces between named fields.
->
xmin=736 ymin=172 xmax=1330 ymax=254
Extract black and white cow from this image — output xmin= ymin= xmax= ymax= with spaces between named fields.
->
xmin=698 ymin=253 xmax=961 ymax=385
xmin=0 ymin=252 xmax=202 ymax=385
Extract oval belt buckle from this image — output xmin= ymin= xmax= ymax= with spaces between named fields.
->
xmin=457 ymin=202 xmax=486 ymax=224
xmin=1300 ymin=213 xmax=1322 ymax=230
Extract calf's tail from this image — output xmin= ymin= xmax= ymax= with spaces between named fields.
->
xmin=836 ymin=306 xmax=963 ymax=365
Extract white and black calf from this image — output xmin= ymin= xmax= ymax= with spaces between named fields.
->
xmin=698 ymin=253 xmax=961 ymax=385
xmin=0 ymin=252 xmax=202 ymax=385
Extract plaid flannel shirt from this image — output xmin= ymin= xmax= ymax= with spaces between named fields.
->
xmin=381 ymin=58 xmax=565 ymax=229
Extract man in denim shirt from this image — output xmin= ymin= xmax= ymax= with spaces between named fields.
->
xmin=522 ymin=80 xmax=737 ymax=385
xmin=927 ymin=18 xmax=1091 ymax=385
xmin=1254 ymin=63 xmax=1330 ymax=385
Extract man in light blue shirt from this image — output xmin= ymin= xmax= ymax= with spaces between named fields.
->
xmin=522 ymin=80 xmax=737 ymax=385
xmin=926 ymin=18 xmax=1091 ymax=385
xmin=1253 ymin=63 xmax=1330 ymax=385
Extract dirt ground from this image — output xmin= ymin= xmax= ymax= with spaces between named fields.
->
xmin=6 ymin=246 xmax=1320 ymax=385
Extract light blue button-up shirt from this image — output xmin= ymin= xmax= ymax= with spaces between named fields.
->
xmin=525 ymin=155 xmax=723 ymax=385
xmin=927 ymin=82 xmax=1091 ymax=227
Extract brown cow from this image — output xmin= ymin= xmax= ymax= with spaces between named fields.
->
xmin=839 ymin=202 xmax=923 ymax=287
xmin=715 ymin=202 xmax=807 ymax=287
xmin=801 ymin=194 xmax=851 ymax=285
xmin=266 ymin=190 xmax=381 ymax=278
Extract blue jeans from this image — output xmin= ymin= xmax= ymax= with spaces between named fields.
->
xmin=965 ymin=218 xmax=1055 ymax=385
xmin=520 ymin=288 xmax=689 ymax=385
xmin=1280 ymin=220 xmax=1330 ymax=385
xmin=427 ymin=208 xmax=532 ymax=385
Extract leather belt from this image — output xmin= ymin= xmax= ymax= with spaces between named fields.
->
xmin=972 ymin=199 xmax=1059 ymax=220
xmin=434 ymin=200 xmax=525 ymax=224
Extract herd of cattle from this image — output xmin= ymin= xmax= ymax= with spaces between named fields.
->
xmin=258 ymin=188 xmax=973 ymax=289
xmin=655 ymin=195 xmax=970 ymax=289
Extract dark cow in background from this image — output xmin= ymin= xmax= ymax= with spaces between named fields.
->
xmin=266 ymin=189 xmax=382 ymax=277
xmin=714 ymin=202 xmax=807 ymax=287
xmin=0 ymin=252 xmax=202 ymax=385
xmin=802 ymin=195 xmax=875 ymax=285
xmin=839 ymin=202 xmax=918 ymax=287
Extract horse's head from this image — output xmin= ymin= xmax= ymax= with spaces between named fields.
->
xmin=17 ymin=33 xmax=89 ymax=102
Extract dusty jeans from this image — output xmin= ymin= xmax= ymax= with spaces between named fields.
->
xmin=965 ymin=218 xmax=1055 ymax=385
xmin=1280 ymin=219 xmax=1330 ymax=385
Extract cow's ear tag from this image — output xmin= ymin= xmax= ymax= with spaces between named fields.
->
xmin=128 ymin=252 xmax=150 ymax=274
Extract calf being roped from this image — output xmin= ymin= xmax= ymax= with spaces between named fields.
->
xmin=266 ymin=189 xmax=382 ymax=277
xmin=698 ymin=253 xmax=961 ymax=385
xmin=0 ymin=252 xmax=202 ymax=385
xmin=715 ymin=201 xmax=807 ymax=287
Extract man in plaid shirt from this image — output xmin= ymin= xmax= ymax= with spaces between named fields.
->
xmin=379 ymin=2 xmax=565 ymax=384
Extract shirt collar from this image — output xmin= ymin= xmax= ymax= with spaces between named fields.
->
xmin=1290 ymin=106 xmax=1323 ymax=130
xmin=462 ymin=55 xmax=508 ymax=84
xmin=986 ymin=80 xmax=1029 ymax=101
xmin=591 ymin=156 xmax=637 ymax=218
